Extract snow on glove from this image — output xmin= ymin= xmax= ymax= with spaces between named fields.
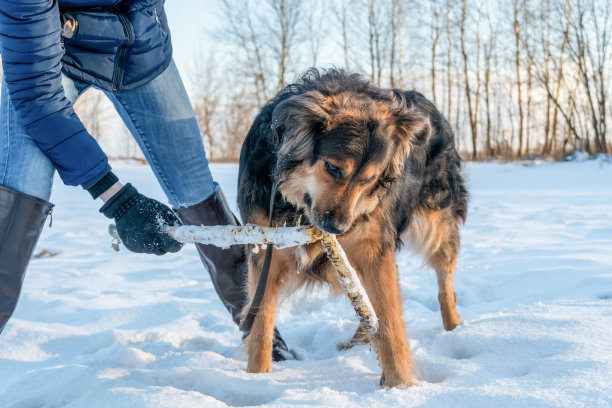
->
xmin=99 ymin=183 xmax=183 ymax=255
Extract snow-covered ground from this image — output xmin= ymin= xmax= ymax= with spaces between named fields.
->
xmin=1 ymin=159 xmax=611 ymax=408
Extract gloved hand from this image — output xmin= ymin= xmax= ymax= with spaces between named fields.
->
xmin=99 ymin=183 xmax=183 ymax=255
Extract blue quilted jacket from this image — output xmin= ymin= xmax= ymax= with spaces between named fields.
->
xmin=0 ymin=0 xmax=172 ymax=187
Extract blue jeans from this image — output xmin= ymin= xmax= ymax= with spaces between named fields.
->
xmin=0 ymin=60 xmax=217 ymax=208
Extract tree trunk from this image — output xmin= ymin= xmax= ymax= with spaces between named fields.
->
xmin=513 ymin=0 xmax=525 ymax=158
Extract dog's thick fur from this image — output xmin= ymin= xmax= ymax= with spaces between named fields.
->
xmin=237 ymin=69 xmax=468 ymax=388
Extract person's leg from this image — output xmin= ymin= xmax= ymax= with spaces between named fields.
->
xmin=103 ymin=62 xmax=294 ymax=360
xmin=0 ymin=80 xmax=56 ymax=201
xmin=0 ymin=75 xmax=86 ymax=334
xmin=103 ymin=61 xmax=216 ymax=209
xmin=0 ymin=74 xmax=87 ymax=200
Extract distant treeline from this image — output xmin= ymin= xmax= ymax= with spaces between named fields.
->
xmin=187 ymin=0 xmax=610 ymax=162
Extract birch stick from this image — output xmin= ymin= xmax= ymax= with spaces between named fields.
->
xmin=319 ymin=234 xmax=381 ymax=357
xmin=167 ymin=224 xmax=323 ymax=249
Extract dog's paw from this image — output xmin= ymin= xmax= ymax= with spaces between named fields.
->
xmin=443 ymin=314 xmax=463 ymax=331
xmin=246 ymin=361 xmax=272 ymax=373
xmin=439 ymin=291 xmax=462 ymax=331
xmin=380 ymin=372 xmax=415 ymax=389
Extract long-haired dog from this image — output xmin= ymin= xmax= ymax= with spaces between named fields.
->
xmin=237 ymin=69 xmax=467 ymax=388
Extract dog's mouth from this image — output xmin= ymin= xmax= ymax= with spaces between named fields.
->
xmin=317 ymin=220 xmax=346 ymax=235
xmin=302 ymin=193 xmax=348 ymax=235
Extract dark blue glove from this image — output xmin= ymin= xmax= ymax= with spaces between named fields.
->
xmin=99 ymin=184 xmax=183 ymax=255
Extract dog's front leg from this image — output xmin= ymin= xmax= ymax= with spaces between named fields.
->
xmin=244 ymin=250 xmax=287 ymax=373
xmin=359 ymin=250 xmax=414 ymax=388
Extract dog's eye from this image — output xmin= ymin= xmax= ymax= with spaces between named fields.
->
xmin=325 ymin=162 xmax=343 ymax=179
xmin=378 ymin=176 xmax=398 ymax=188
xmin=359 ymin=176 xmax=376 ymax=186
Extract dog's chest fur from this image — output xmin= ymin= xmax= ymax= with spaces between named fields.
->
xmin=276 ymin=208 xmax=389 ymax=290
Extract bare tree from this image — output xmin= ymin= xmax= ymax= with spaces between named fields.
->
xmin=483 ymin=23 xmax=496 ymax=156
xmin=218 ymin=0 xmax=269 ymax=104
xmin=429 ymin=0 xmax=443 ymax=105
xmin=537 ymin=0 xmax=554 ymax=155
xmin=189 ymin=51 xmax=220 ymax=161
xmin=267 ymin=0 xmax=301 ymax=91
xmin=531 ymin=0 xmax=575 ymax=155
xmin=568 ymin=0 xmax=610 ymax=153
xmin=222 ymin=90 xmax=255 ymax=161
xmin=524 ymin=2 xmax=534 ymax=155
xmin=332 ymin=0 xmax=351 ymax=71
xmin=512 ymin=0 xmax=526 ymax=157
xmin=454 ymin=68 xmax=463 ymax=148
xmin=396 ymin=1 xmax=407 ymax=88
xmin=367 ymin=0 xmax=382 ymax=85
xmin=389 ymin=0 xmax=400 ymax=86
xmin=459 ymin=0 xmax=482 ymax=159
xmin=551 ymin=1 xmax=574 ymax=154
xmin=445 ymin=0 xmax=454 ymax=122
xmin=306 ymin=0 xmax=323 ymax=67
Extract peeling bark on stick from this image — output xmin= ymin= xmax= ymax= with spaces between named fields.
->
xmin=167 ymin=224 xmax=322 ymax=249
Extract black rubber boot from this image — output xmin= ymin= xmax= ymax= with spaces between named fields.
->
xmin=0 ymin=186 xmax=53 ymax=334
xmin=176 ymin=187 xmax=295 ymax=361
xmin=271 ymin=327 xmax=298 ymax=361
xmin=176 ymin=187 xmax=247 ymax=325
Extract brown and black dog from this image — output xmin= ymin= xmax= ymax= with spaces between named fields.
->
xmin=237 ymin=69 xmax=467 ymax=388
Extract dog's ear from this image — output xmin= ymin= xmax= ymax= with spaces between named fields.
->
xmin=272 ymin=91 xmax=330 ymax=162
xmin=386 ymin=98 xmax=430 ymax=179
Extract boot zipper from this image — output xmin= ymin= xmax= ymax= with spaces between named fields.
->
xmin=112 ymin=11 xmax=134 ymax=93
xmin=47 ymin=207 xmax=54 ymax=228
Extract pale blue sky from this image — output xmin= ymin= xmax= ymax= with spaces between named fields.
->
xmin=164 ymin=1 xmax=219 ymax=82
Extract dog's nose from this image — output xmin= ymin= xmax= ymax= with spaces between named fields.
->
xmin=321 ymin=218 xmax=345 ymax=235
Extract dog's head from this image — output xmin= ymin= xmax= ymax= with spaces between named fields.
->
xmin=271 ymin=86 xmax=430 ymax=235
